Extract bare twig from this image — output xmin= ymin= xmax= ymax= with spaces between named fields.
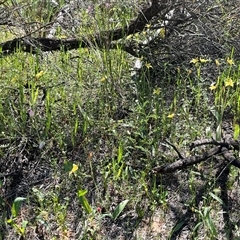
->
xmin=152 ymin=146 xmax=221 ymax=174
xmin=165 ymin=140 xmax=185 ymax=159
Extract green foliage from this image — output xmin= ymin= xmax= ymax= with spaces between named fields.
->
xmin=111 ymin=199 xmax=129 ymax=221
xmin=6 ymin=197 xmax=28 ymax=238
xmin=101 ymin=199 xmax=129 ymax=221
xmin=77 ymin=190 xmax=93 ymax=214
xmin=10 ymin=197 xmax=26 ymax=218
xmin=0 ymin=1 xmax=240 ymax=239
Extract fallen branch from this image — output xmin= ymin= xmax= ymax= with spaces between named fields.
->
xmin=0 ymin=0 xmax=165 ymax=56
xmin=190 ymin=138 xmax=240 ymax=150
xmin=222 ymin=147 xmax=240 ymax=168
xmin=152 ymin=146 xmax=221 ymax=174
xmin=153 ymin=138 xmax=240 ymax=174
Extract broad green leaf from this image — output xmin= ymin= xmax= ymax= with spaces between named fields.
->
xmin=209 ymin=192 xmax=224 ymax=205
xmin=64 ymin=161 xmax=73 ymax=172
xmin=78 ymin=189 xmax=88 ymax=197
xmin=203 ymin=207 xmax=217 ymax=236
xmin=11 ymin=197 xmax=26 ymax=218
xmin=112 ymin=199 xmax=129 ymax=221
xmin=77 ymin=190 xmax=92 ymax=214
xmin=170 ymin=221 xmax=186 ymax=237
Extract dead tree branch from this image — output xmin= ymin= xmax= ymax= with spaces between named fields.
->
xmin=0 ymin=0 xmax=168 ymax=56
xmin=153 ymin=137 xmax=240 ymax=174
xmin=152 ymin=146 xmax=222 ymax=174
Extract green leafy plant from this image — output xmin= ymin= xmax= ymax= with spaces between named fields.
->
xmin=195 ymin=206 xmax=217 ymax=238
xmin=0 ymin=1 xmax=240 ymax=239
xmin=6 ymin=197 xmax=28 ymax=238
xmin=77 ymin=190 xmax=93 ymax=215
xmin=102 ymin=199 xmax=129 ymax=221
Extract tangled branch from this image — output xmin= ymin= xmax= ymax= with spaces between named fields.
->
xmin=0 ymin=0 xmax=166 ymax=56
xmin=152 ymin=138 xmax=240 ymax=174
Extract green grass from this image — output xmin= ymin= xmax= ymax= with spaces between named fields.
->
xmin=0 ymin=1 xmax=240 ymax=239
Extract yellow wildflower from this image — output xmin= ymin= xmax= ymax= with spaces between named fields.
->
xmin=215 ymin=59 xmax=220 ymax=66
xmin=126 ymin=34 xmax=133 ymax=40
xmin=225 ymin=78 xmax=234 ymax=87
xmin=190 ymin=58 xmax=198 ymax=64
xmin=35 ymin=71 xmax=45 ymax=79
xmin=209 ymin=84 xmax=217 ymax=90
xmin=145 ymin=62 xmax=152 ymax=69
xmin=167 ymin=113 xmax=175 ymax=119
xmin=227 ymin=57 xmax=234 ymax=65
xmin=153 ymin=88 xmax=161 ymax=95
xmin=100 ymin=76 xmax=107 ymax=82
xmin=69 ymin=164 xmax=78 ymax=176
xmin=187 ymin=69 xmax=192 ymax=76
xmin=199 ymin=58 xmax=209 ymax=63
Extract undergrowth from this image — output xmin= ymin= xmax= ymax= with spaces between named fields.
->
xmin=0 ymin=1 xmax=240 ymax=239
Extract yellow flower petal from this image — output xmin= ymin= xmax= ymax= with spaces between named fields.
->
xmin=215 ymin=59 xmax=220 ymax=66
xmin=209 ymin=84 xmax=217 ymax=90
xmin=190 ymin=58 xmax=198 ymax=64
xmin=227 ymin=57 xmax=234 ymax=65
xmin=153 ymin=88 xmax=161 ymax=95
xmin=69 ymin=164 xmax=78 ymax=175
xmin=126 ymin=34 xmax=133 ymax=39
xmin=225 ymin=78 xmax=234 ymax=87
xmin=167 ymin=113 xmax=175 ymax=118
xmin=145 ymin=62 xmax=152 ymax=69
xmin=199 ymin=58 xmax=209 ymax=63
xmin=35 ymin=71 xmax=45 ymax=79
xmin=100 ymin=76 xmax=107 ymax=82
xmin=187 ymin=69 xmax=192 ymax=76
